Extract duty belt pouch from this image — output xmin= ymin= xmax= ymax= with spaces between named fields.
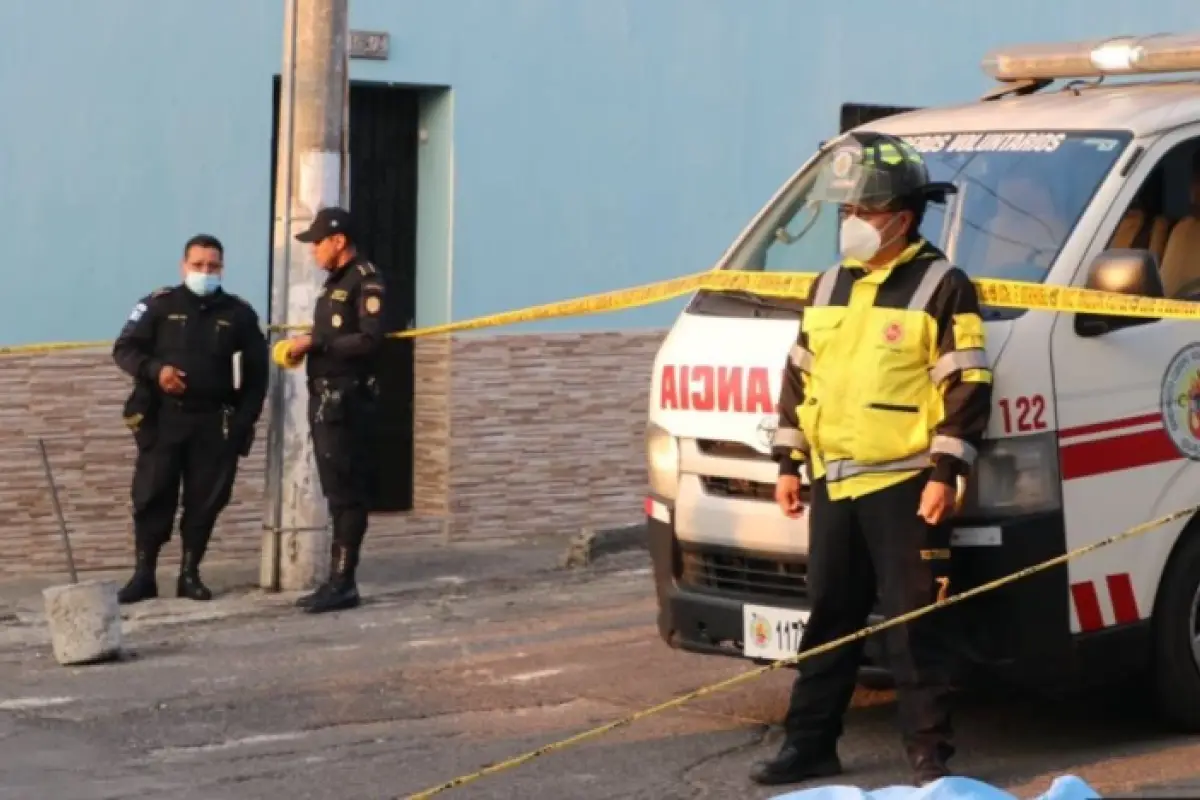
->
xmin=123 ymin=382 xmax=159 ymax=451
xmin=317 ymin=386 xmax=348 ymax=424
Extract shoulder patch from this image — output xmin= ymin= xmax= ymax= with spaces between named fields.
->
xmin=356 ymin=262 xmax=377 ymax=276
xmin=128 ymin=302 xmax=148 ymax=323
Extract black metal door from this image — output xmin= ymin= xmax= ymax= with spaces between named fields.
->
xmin=349 ymin=83 xmax=419 ymax=513
xmin=268 ymin=79 xmax=419 ymax=513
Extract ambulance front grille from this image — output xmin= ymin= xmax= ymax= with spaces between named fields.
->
xmin=700 ymin=475 xmax=811 ymax=503
xmin=679 ymin=545 xmax=808 ymax=601
xmin=700 ymin=476 xmax=777 ymax=502
xmin=696 ymin=439 xmax=773 ymax=461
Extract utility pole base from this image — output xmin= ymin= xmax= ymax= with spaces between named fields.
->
xmin=279 ymin=530 xmax=331 ymax=591
xmin=262 ymin=0 xmax=349 ymax=590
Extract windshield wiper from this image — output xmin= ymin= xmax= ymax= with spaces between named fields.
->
xmin=705 ymin=288 xmax=802 ymax=313
xmin=773 ymin=200 xmax=822 ymax=245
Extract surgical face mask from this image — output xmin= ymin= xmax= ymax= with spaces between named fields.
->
xmin=184 ymin=271 xmax=221 ymax=296
xmin=839 ymin=214 xmax=902 ymax=263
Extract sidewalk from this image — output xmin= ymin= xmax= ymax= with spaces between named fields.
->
xmin=0 ymin=533 xmax=575 ymax=650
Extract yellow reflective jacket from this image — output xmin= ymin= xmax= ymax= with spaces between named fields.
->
xmin=772 ymin=241 xmax=992 ymax=501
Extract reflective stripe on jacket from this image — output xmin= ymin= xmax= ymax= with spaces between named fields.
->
xmin=772 ymin=240 xmax=993 ymax=501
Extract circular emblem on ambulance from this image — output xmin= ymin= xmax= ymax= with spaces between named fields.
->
xmin=756 ymin=414 xmax=779 ymax=450
xmin=1160 ymin=342 xmax=1200 ymax=460
xmin=883 ymin=321 xmax=903 ymax=344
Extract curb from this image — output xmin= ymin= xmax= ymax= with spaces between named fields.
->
xmin=560 ymin=523 xmax=647 ymax=569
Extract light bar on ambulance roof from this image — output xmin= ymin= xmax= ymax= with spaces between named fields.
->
xmin=981 ymin=32 xmax=1200 ymax=81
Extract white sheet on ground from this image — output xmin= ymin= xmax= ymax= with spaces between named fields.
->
xmin=769 ymin=775 xmax=1099 ymax=800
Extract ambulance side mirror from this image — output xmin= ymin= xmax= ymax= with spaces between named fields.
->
xmin=1074 ymin=248 xmax=1164 ymax=338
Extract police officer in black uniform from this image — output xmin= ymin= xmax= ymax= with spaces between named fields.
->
xmin=113 ymin=234 xmax=269 ymax=604
xmin=282 ymin=207 xmax=386 ymax=615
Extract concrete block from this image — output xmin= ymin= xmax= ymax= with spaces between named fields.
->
xmin=42 ymin=580 xmax=123 ymax=666
xmin=560 ymin=523 xmax=646 ymax=569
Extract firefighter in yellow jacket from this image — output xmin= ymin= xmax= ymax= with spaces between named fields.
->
xmin=750 ymin=131 xmax=992 ymax=787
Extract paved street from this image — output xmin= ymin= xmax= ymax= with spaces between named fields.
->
xmin=2 ymin=538 xmax=1200 ymax=799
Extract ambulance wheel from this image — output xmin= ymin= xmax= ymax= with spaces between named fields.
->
xmin=1153 ymin=531 xmax=1200 ymax=731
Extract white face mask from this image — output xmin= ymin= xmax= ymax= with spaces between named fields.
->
xmin=839 ymin=215 xmax=883 ymax=262
xmin=839 ymin=213 xmax=906 ymax=264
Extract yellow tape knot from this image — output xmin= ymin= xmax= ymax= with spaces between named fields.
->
xmin=272 ymin=339 xmax=304 ymax=370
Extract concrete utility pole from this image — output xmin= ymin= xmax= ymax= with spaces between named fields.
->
xmin=262 ymin=0 xmax=350 ymax=591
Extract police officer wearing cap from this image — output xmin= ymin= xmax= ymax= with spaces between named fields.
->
xmin=113 ymin=234 xmax=269 ymax=604
xmin=282 ymin=206 xmax=386 ymax=614
xmin=750 ymin=131 xmax=992 ymax=787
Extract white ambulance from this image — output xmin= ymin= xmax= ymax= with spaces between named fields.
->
xmin=644 ymin=33 xmax=1200 ymax=728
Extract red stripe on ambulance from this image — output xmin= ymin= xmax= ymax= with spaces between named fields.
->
xmin=1058 ymin=412 xmax=1182 ymax=481
xmin=1070 ymin=573 xmax=1141 ymax=631
xmin=1070 ymin=582 xmax=1104 ymax=632
xmin=1058 ymin=412 xmax=1161 ymax=439
xmin=1106 ymin=573 xmax=1140 ymax=625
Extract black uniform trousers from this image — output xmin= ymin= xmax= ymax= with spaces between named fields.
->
xmin=784 ymin=470 xmax=956 ymax=762
xmin=131 ymin=408 xmax=240 ymax=558
xmin=308 ymin=380 xmax=377 ymax=552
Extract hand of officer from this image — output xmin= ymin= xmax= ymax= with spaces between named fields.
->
xmin=918 ymin=480 xmax=956 ymax=525
xmin=775 ymin=475 xmax=805 ymax=518
xmin=288 ymin=334 xmax=313 ymax=358
xmin=157 ymin=365 xmax=187 ymax=395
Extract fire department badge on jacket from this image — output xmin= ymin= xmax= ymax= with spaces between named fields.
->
xmin=883 ymin=321 xmax=904 ymax=345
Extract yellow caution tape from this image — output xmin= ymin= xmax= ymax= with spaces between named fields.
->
xmin=267 ymin=270 xmax=1200 ymax=371
xmin=8 ymin=270 xmax=1200 ymax=359
xmin=284 ymin=271 xmax=1200 ymax=344
xmin=399 ymin=503 xmax=1198 ymax=799
xmin=267 ymin=269 xmax=724 ymax=340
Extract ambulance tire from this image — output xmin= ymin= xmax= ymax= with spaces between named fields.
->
xmin=1152 ymin=530 xmax=1200 ymax=731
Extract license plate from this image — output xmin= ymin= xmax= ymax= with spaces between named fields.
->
xmin=743 ymin=603 xmax=811 ymax=661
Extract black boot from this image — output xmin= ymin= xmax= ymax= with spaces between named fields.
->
xmin=117 ymin=547 xmax=160 ymax=605
xmin=305 ymin=541 xmax=360 ymax=614
xmin=295 ymin=541 xmax=339 ymax=609
xmin=176 ymin=548 xmax=213 ymax=601
xmin=748 ymin=742 xmax=843 ymax=786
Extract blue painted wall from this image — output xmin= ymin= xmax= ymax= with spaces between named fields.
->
xmin=0 ymin=0 xmax=1196 ymax=344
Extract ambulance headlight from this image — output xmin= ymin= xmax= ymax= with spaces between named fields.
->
xmin=957 ymin=433 xmax=1062 ymax=521
xmin=646 ymin=423 xmax=680 ymax=501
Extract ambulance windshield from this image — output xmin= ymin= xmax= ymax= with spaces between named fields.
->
xmin=709 ymin=130 xmax=1132 ymax=320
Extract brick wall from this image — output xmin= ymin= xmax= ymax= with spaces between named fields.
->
xmin=0 ymin=330 xmax=664 ymax=577
xmin=446 ymin=332 xmax=664 ymax=539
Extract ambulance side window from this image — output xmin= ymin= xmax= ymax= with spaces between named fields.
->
xmin=1106 ymin=138 xmax=1200 ymax=301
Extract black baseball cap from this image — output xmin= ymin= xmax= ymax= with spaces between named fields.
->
xmin=296 ymin=206 xmax=356 ymax=243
